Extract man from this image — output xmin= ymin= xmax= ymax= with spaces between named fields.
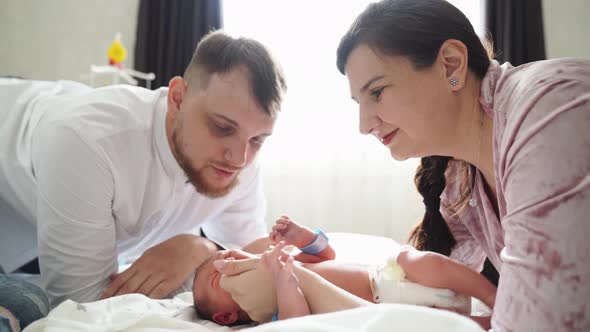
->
xmin=0 ymin=30 xmax=286 ymax=307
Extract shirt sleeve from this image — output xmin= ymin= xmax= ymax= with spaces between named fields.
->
xmin=441 ymin=163 xmax=487 ymax=272
xmin=441 ymin=202 xmax=487 ymax=272
xmin=200 ymin=161 xmax=267 ymax=249
xmin=492 ymin=79 xmax=590 ymax=331
xmin=33 ymin=122 xmax=117 ymax=307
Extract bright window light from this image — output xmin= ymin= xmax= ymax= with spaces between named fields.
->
xmin=223 ymin=1 xmax=484 ymax=240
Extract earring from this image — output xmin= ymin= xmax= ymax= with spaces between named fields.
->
xmin=449 ymin=77 xmax=459 ymax=86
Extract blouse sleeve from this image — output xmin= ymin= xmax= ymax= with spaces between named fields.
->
xmin=441 ymin=203 xmax=487 ymax=273
xmin=441 ymin=163 xmax=487 ymax=272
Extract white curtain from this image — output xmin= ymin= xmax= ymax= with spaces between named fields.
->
xmin=223 ymin=0 xmax=484 ymax=242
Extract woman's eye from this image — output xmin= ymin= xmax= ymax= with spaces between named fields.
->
xmin=251 ymin=137 xmax=265 ymax=146
xmin=371 ymin=87 xmax=384 ymax=99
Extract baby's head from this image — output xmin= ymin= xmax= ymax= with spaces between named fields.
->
xmin=193 ymin=250 xmax=251 ymax=326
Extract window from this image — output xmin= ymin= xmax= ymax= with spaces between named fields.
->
xmin=223 ymin=1 xmax=484 ymax=240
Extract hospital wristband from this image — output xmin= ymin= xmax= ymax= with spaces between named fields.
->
xmin=299 ymin=229 xmax=329 ymax=255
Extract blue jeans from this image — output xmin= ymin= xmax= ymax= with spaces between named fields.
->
xmin=0 ymin=275 xmax=49 ymax=332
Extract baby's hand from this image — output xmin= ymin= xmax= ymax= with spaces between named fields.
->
xmin=261 ymin=242 xmax=296 ymax=285
xmin=260 ymin=242 xmax=310 ymax=320
xmin=269 ymin=215 xmax=316 ymax=249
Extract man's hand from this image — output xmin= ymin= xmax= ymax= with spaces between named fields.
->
xmin=100 ymin=234 xmax=217 ymax=300
xmin=215 ymin=253 xmax=278 ymax=323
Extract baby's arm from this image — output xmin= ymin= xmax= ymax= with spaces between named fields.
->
xmin=261 ymin=244 xmax=310 ymax=320
xmin=266 ymin=242 xmax=371 ymax=317
xmin=397 ymin=248 xmax=496 ymax=308
xmin=269 ymin=215 xmax=336 ymax=262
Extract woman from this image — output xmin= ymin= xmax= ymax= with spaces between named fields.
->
xmin=214 ymin=0 xmax=590 ymax=330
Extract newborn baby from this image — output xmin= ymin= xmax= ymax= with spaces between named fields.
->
xmin=191 ymin=216 xmax=494 ymax=325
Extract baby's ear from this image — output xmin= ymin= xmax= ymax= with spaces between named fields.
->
xmin=212 ymin=311 xmax=239 ymax=325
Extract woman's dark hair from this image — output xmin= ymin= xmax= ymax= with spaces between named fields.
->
xmin=336 ymin=0 xmax=492 ymax=256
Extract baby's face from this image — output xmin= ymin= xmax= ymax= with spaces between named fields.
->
xmin=193 ymin=250 xmax=245 ymax=319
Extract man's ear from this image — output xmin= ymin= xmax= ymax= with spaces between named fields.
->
xmin=167 ymin=76 xmax=187 ymax=120
xmin=212 ymin=311 xmax=239 ymax=326
xmin=437 ymin=39 xmax=469 ymax=90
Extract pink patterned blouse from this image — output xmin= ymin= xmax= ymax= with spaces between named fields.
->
xmin=442 ymin=59 xmax=590 ymax=331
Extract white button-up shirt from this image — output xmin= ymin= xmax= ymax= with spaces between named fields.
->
xmin=0 ymin=79 xmax=267 ymax=306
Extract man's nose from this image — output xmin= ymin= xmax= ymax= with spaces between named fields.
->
xmin=224 ymin=140 xmax=248 ymax=167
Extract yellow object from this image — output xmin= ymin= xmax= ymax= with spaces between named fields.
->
xmin=108 ymin=33 xmax=127 ymax=64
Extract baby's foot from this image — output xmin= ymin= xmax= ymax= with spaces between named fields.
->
xmin=269 ymin=215 xmax=316 ymax=249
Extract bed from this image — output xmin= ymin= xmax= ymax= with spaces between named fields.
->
xmin=23 ymin=233 xmax=486 ymax=332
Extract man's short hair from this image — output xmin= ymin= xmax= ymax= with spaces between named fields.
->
xmin=184 ymin=30 xmax=287 ymax=116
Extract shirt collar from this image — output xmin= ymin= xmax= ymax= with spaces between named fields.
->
xmin=479 ymin=60 xmax=514 ymax=119
xmin=154 ymin=90 xmax=188 ymax=183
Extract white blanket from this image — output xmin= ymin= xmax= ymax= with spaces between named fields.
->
xmin=24 ymin=292 xmax=483 ymax=332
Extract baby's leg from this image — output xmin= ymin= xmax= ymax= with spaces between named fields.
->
xmin=262 ymin=242 xmax=310 ymax=320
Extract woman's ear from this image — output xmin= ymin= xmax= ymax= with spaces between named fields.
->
xmin=438 ymin=39 xmax=469 ymax=90
xmin=212 ymin=311 xmax=239 ymax=326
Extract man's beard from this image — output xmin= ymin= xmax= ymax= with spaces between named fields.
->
xmin=172 ymin=126 xmax=240 ymax=198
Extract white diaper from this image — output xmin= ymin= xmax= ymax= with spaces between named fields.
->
xmin=368 ymin=256 xmax=471 ymax=314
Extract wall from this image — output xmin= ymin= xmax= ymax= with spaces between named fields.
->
xmin=542 ymin=0 xmax=590 ymax=59
xmin=0 ymin=0 xmax=139 ymax=81
xmin=0 ymin=0 xmax=587 ymax=243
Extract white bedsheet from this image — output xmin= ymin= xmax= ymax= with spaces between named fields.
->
xmin=24 ymin=292 xmax=483 ymax=332
xmin=251 ymin=304 xmax=484 ymax=332
xmin=23 ymin=233 xmax=487 ymax=331
xmin=23 ymin=292 xmax=231 ymax=332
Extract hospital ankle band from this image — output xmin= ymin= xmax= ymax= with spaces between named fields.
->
xmin=300 ymin=229 xmax=329 ymax=255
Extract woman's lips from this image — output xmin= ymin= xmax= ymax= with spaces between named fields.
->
xmin=382 ymin=129 xmax=398 ymax=146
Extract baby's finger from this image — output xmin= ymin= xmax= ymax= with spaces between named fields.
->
xmin=261 ymin=248 xmax=282 ymax=273
xmin=279 ymin=253 xmax=290 ymax=263
xmin=272 ymin=223 xmax=287 ymax=231
xmin=270 ymin=241 xmax=286 ymax=258
xmin=269 ymin=242 xmax=292 ymax=264
xmin=275 ymin=218 xmax=290 ymax=225
xmin=269 ymin=230 xmax=282 ymax=243
xmin=284 ymin=255 xmax=295 ymax=273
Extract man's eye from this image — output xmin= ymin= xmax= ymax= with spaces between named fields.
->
xmin=371 ymin=87 xmax=384 ymax=99
xmin=215 ymin=124 xmax=233 ymax=135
